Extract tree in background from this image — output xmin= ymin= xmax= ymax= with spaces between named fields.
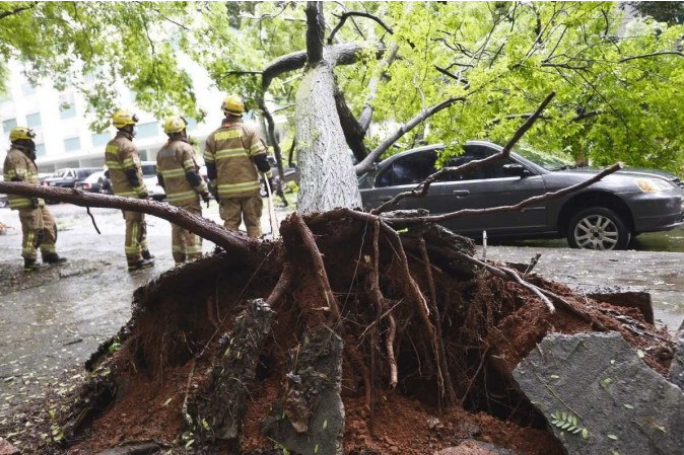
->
xmin=628 ymin=1 xmax=684 ymax=25
xmin=1 ymin=1 xmax=683 ymax=210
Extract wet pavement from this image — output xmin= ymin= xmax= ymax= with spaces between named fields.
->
xmin=0 ymin=203 xmax=683 ymax=421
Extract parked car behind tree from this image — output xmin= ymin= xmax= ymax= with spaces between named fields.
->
xmin=75 ymin=170 xmax=110 ymax=194
xmin=359 ymin=141 xmax=684 ymax=250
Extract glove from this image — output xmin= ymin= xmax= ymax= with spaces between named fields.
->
xmin=30 ymin=197 xmax=40 ymax=209
xmin=138 ymin=190 xmax=149 ymax=199
xmin=201 ymin=191 xmax=211 ymax=208
xmin=210 ymin=186 xmax=220 ymax=203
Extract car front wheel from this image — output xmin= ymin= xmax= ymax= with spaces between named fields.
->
xmin=567 ymin=207 xmax=631 ymax=250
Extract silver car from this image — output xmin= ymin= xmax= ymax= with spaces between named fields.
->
xmin=359 ymin=141 xmax=684 ymax=250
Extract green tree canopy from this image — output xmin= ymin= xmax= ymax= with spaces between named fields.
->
xmin=1 ymin=2 xmax=683 ymax=173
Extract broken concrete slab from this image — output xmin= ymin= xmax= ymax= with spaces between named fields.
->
xmin=513 ymin=332 xmax=684 ymax=455
xmin=670 ymin=320 xmax=684 ymax=390
xmin=0 ymin=437 xmax=20 ymax=455
xmin=435 ymin=440 xmax=518 ymax=454
xmin=262 ymin=325 xmax=345 ymax=455
xmin=587 ymin=291 xmax=654 ymax=324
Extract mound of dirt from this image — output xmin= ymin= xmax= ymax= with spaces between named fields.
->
xmin=1 ymin=211 xmax=674 ymax=455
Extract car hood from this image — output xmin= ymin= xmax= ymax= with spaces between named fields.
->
xmin=555 ymin=166 xmax=679 ymax=182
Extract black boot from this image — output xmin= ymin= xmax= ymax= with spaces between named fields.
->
xmin=127 ymin=258 xmax=155 ymax=272
xmin=24 ymin=258 xmax=38 ymax=272
xmin=43 ymin=253 xmax=67 ymax=265
xmin=141 ymin=250 xmax=155 ymax=260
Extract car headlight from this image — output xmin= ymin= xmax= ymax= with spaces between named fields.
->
xmin=635 ymin=178 xmax=673 ymax=193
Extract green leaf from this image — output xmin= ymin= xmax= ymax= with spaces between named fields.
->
xmin=607 ymin=434 xmax=619 ymax=441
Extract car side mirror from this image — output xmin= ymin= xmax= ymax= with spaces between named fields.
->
xmin=502 ymin=163 xmax=530 ymax=177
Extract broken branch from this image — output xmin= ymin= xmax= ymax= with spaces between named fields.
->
xmin=371 ymin=91 xmax=556 ymax=213
xmin=328 ymin=11 xmax=394 ymax=45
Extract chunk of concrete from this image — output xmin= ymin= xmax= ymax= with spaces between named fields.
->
xmin=513 ymin=332 xmax=684 ymax=455
xmin=670 ymin=319 xmax=684 ymax=390
xmin=587 ymin=291 xmax=653 ymax=324
xmin=262 ymin=325 xmax=345 ymax=455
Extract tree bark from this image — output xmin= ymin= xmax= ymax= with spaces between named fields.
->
xmin=305 ymin=2 xmax=325 ymax=65
xmin=0 ymin=183 xmax=258 ymax=258
xmin=295 ymin=62 xmax=363 ymax=212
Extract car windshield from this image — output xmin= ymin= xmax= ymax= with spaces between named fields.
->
xmin=515 ymin=148 xmax=574 ymax=171
xmin=52 ymin=169 xmax=68 ymax=178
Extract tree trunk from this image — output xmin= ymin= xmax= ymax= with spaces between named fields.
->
xmin=295 ymin=62 xmax=363 ymax=212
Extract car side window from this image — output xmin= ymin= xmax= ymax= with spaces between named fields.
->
xmin=376 ymin=152 xmax=438 ymax=187
xmin=445 ymin=148 xmax=517 ymax=181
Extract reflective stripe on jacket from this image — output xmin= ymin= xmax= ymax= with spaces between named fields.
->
xmin=204 ymin=120 xmax=267 ymax=199
xmin=2 ymin=148 xmax=44 ymax=209
xmin=156 ymin=139 xmax=207 ymax=208
xmin=105 ymin=132 xmax=146 ymax=198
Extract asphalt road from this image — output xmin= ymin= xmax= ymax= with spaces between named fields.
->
xmin=0 ymin=203 xmax=682 ymax=420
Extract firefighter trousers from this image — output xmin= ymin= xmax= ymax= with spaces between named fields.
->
xmin=172 ymin=205 xmax=203 ymax=264
xmin=219 ymin=192 xmax=263 ymax=238
xmin=123 ymin=210 xmax=148 ymax=265
xmin=18 ymin=206 xmax=58 ymax=261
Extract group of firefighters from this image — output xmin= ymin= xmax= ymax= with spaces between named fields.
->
xmin=3 ymin=94 xmax=272 ymax=272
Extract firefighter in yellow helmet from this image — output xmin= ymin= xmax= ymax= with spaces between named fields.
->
xmin=204 ymin=95 xmax=272 ymax=238
xmin=104 ymin=110 xmax=155 ymax=271
xmin=2 ymin=127 xmax=66 ymax=271
xmin=156 ymin=116 xmax=210 ymax=265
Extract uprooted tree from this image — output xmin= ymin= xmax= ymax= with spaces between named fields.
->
xmin=0 ymin=88 xmax=675 ymax=455
xmin=0 ymin=2 xmax=681 ymax=454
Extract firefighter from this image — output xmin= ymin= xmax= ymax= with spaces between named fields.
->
xmin=204 ymin=94 xmax=271 ymax=238
xmin=156 ymin=116 xmax=210 ymax=265
xmin=3 ymin=126 xmax=66 ymax=271
xmin=104 ymin=110 xmax=155 ymax=271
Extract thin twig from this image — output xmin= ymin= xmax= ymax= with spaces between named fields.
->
xmin=523 ymin=252 xmax=542 ymax=277
xmin=86 ymin=207 xmax=101 ymax=234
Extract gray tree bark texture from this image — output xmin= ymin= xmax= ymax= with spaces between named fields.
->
xmin=295 ymin=60 xmax=363 ymax=212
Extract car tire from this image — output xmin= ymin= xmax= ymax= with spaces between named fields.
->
xmin=567 ymin=207 xmax=631 ymax=250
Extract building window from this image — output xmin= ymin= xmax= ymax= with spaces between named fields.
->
xmin=60 ymin=103 xmax=77 ymax=119
xmin=64 ymin=137 xmax=81 ymax=153
xmin=26 ymin=113 xmax=41 ymax=128
xmin=21 ymin=82 xmax=36 ymax=96
xmin=136 ymin=122 xmax=158 ymax=138
xmin=91 ymin=132 xmax=110 ymax=147
xmin=2 ymin=118 xmax=17 ymax=134
xmin=35 ymin=143 xmax=46 ymax=157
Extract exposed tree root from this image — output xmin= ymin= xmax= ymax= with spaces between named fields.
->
xmin=3 ymin=210 xmax=674 ymax=455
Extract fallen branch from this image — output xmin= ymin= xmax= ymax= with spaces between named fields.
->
xmin=385 ymin=162 xmax=623 ymax=225
xmin=371 ymin=91 xmax=556 ymax=213
xmin=0 ymin=183 xmax=258 ymax=259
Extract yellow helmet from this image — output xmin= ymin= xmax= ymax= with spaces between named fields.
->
xmin=112 ymin=110 xmax=139 ymax=129
xmin=163 ymin=116 xmax=187 ymax=135
xmin=221 ymin=94 xmax=244 ymax=117
xmin=9 ymin=126 xmax=36 ymax=142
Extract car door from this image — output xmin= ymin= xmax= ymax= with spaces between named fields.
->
xmin=432 ymin=146 xmax=549 ymax=236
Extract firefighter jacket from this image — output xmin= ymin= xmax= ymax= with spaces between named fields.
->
xmin=2 ymin=147 xmax=44 ymax=209
xmin=156 ymin=138 xmax=208 ymax=207
xmin=104 ymin=132 xmax=147 ymax=198
xmin=204 ymin=120 xmax=267 ymax=199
